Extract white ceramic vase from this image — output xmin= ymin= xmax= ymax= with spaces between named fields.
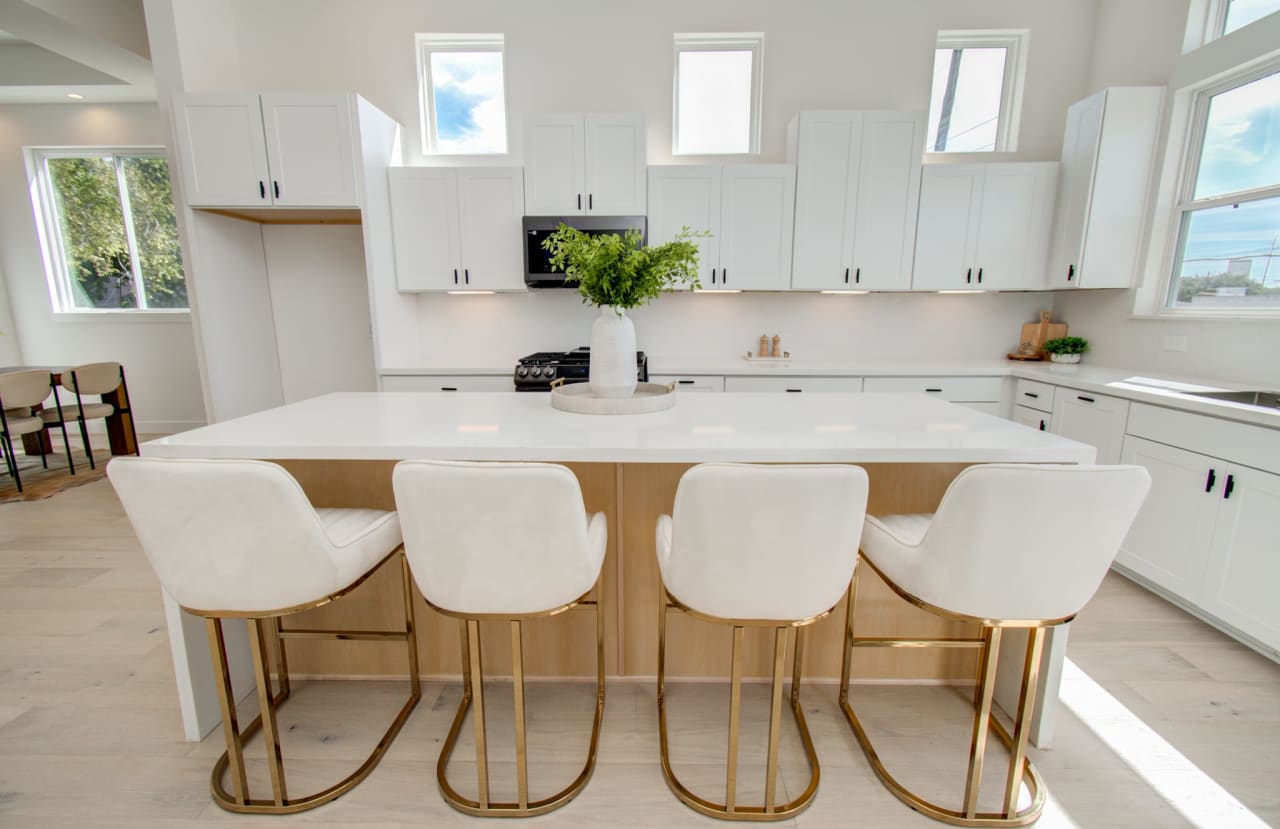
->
xmin=1049 ymin=352 xmax=1082 ymax=364
xmin=589 ymin=306 xmax=637 ymax=398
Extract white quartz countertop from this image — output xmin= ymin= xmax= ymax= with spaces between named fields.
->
xmin=143 ymin=392 xmax=1097 ymax=464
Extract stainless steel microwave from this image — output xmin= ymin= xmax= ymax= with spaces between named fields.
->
xmin=523 ymin=215 xmax=647 ymax=288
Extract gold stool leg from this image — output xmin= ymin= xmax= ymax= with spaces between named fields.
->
xmin=273 ymin=617 xmax=291 ymax=699
xmin=466 ymin=619 xmax=490 ymax=809
xmin=1002 ymin=628 xmax=1045 ymax=817
xmin=206 ymin=618 xmax=249 ymax=807
xmin=839 ymin=571 xmax=859 ymax=706
xmin=249 ymin=618 xmax=288 ymax=807
xmin=763 ymin=627 xmax=788 ymax=815
xmin=512 ymin=619 xmax=529 ymax=811
xmin=963 ymin=627 xmax=1002 ymax=819
xmin=403 ymin=554 xmax=421 ymax=699
xmin=725 ymin=626 xmax=745 ymax=813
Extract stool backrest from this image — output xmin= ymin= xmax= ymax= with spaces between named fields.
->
xmin=107 ymin=457 xmax=352 ymax=614
xmin=907 ymin=464 xmax=1151 ymax=621
xmin=62 ymin=362 xmax=121 ymax=396
xmin=0 ymin=370 xmax=52 ymax=410
xmin=664 ymin=463 xmax=869 ymax=622
xmin=393 ymin=460 xmax=602 ymax=615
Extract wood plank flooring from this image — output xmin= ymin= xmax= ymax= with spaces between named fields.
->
xmin=1 ymin=476 xmax=1278 ymax=827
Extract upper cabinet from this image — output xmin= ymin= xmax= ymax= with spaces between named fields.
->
xmin=524 ymin=113 xmax=646 ymax=215
xmin=389 ymin=167 xmax=526 ymax=292
xmin=174 ymin=93 xmax=360 ymax=208
xmin=912 ymin=162 xmax=1058 ymax=291
xmin=788 ymin=111 xmax=925 ymax=290
xmin=647 ymin=164 xmax=795 ymax=290
xmin=1048 ymin=86 xmax=1163 ymax=289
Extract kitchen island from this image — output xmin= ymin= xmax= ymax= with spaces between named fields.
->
xmin=142 ymin=391 xmax=1096 ymax=746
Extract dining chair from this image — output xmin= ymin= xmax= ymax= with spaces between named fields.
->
xmin=0 ymin=369 xmax=75 ymax=492
xmin=40 ymin=361 xmax=139 ymax=468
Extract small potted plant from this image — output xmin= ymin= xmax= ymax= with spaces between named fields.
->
xmin=1042 ymin=336 xmax=1089 ymax=364
xmin=543 ymin=225 xmax=705 ymax=398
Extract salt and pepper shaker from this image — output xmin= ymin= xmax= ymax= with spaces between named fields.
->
xmin=759 ymin=334 xmax=770 ymax=358
xmin=771 ymin=335 xmax=781 ymax=358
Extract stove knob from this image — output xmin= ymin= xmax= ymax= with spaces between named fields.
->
xmin=543 ymin=366 xmax=556 ymax=379
xmin=516 ymin=367 xmax=530 ymax=378
xmin=530 ymin=367 xmax=543 ymax=377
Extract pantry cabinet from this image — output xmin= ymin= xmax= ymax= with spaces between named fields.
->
xmin=388 ymin=167 xmax=525 ymax=292
xmin=1049 ymin=87 xmax=1163 ymax=288
xmin=911 ymin=162 xmax=1058 ymax=291
xmin=788 ymin=110 xmax=925 ymax=290
xmin=174 ymin=93 xmax=360 ymax=208
xmin=524 ymin=113 xmax=646 ymax=215
xmin=647 ymin=165 xmax=795 ymax=291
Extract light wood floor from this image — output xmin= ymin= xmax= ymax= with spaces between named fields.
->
xmin=1 ymin=477 xmax=1278 ymax=828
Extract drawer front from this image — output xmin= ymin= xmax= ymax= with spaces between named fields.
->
xmin=380 ymin=374 xmax=512 ymax=392
xmin=650 ymin=375 xmax=725 ymax=392
xmin=1055 ymin=388 xmax=1128 ymax=415
xmin=1015 ymin=379 xmax=1055 ymax=413
xmin=863 ymin=375 xmax=1003 ymax=401
xmin=724 ymin=376 xmax=864 ymax=393
xmin=1013 ymin=404 xmax=1051 ymax=432
xmin=1127 ymin=402 xmax=1280 ymax=475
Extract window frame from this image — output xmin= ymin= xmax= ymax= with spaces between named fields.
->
xmin=1156 ymin=60 xmax=1280 ymax=316
xmin=672 ymin=32 xmax=764 ymax=156
xmin=415 ymin=33 xmax=509 ymax=157
xmin=28 ymin=146 xmax=187 ymax=315
xmin=927 ymin=29 xmax=1029 ymax=154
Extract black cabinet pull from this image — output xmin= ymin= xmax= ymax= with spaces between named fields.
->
xmin=722 ymin=269 xmax=727 ymax=283
xmin=711 ymin=268 xmax=716 ymax=284
xmin=977 ymin=267 xmax=983 ymax=284
xmin=464 ymin=269 xmax=470 ymax=284
xmin=1023 ymin=392 xmax=1039 ymax=399
xmin=577 ymin=194 xmax=582 ymax=209
xmin=966 ymin=268 xmax=972 ymax=284
xmin=273 ymin=180 xmax=280 ymax=198
xmin=1223 ymin=474 xmax=1235 ymax=499
xmin=845 ymin=267 xmax=850 ymax=284
xmin=440 ymin=386 xmax=458 ymax=392
xmin=1205 ymin=468 xmax=1217 ymax=493
xmin=855 ymin=267 xmax=860 ymax=284
xmin=1077 ymin=395 xmax=1095 ymax=403
xmin=1039 ymin=419 xmax=1047 ymax=431
xmin=589 ymin=193 xmax=593 ymax=210
xmin=925 ymin=388 xmax=943 ymax=393
xmin=678 ymin=380 xmax=695 ymax=385
xmin=453 ymin=269 xmax=459 ymax=285
xmin=786 ymin=388 xmax=802 ymax=393
xmin=259 ymin=180 xmax=266 ymax=199
xmin=1067 ymin=264 xmax=1075 ymax=281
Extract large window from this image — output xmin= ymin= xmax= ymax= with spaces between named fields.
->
xmin=417 ymin=34 xmax=508 ymax=155
xmin=673 ymin=33 xmax=763 ymax=155
xmin=1221 ymin=0 xmax=1280 ymax=36
xmin=32 ymin=149 xmax=186 ymax=312
xmin=927 ymin=30 xmax=1027 ymax=153
xmin=1167 ymin=68 xmax=1280 ymax=310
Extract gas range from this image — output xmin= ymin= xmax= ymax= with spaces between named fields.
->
xmin=514 ymin=348 xmax=648 ymax=391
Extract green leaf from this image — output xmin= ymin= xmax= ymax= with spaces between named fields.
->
xmin=541 ymin=224 xmax=709 ymax=310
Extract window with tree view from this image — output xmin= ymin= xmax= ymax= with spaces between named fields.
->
xmin=36 ymin=150 xmax=186 ymax=311
xmin=1168 ymin=69 xmax=1280 ymax=311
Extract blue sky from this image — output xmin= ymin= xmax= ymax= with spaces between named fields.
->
xmin=430 ymin=51 xmax=506 ymax=153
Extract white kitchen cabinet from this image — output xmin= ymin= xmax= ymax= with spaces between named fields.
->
xmin=174 ymin=93 xmax=359 ymax=208
xmin=380 ymin=374 xmax=512 ymax=392
xmin=1049 ymin=87 xmax=1163 ymax=289
xmin=724 ymin=376 xmax=863 ymax=393
xmin=863 ymin=375 xmax=1003 ymax=403
xmin=650 ymin=375 xmax=725 ymax=392
xmin=389 ymin=167 xmax=525 ymax=292
xmin=912 ymin=163 xmax=1058 ymax=291
xmin=1014 ymin=379 xmax=1055 ymax=413
xmin=1013 ymin=405 xmax=1051 ymax=432
xmin=647 ymin=164 xmax=794 ymax=291
xmin=1201 ymin=465 xmax=1280 ymax=652
xmin=524 ymin=113 xmax=645 ymax=215
xmin=788 ymin=110 xmax=926 ymax=290
xmin=1049 ymin=389 xmax=1129 ymax=464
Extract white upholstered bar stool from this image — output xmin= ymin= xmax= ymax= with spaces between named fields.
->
xmin=392 ymin=460 xmax=608 ymax=818
xmin=840 ymin=463 xmax=1151 ymax=827
xmin=107 ymin=457 xmax=421 ymax=815
xmin=656 ymin=463 xmax=870 ymax=821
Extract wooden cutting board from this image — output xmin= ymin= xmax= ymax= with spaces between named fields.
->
xmin=1009 ymin=311 xmax=1066 ymax=360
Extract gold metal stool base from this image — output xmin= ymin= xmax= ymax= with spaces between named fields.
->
xmin=839 ymin=559 xmax=1053 ymax=827
xmin=657 ymin=586 xmax=825 ymax=822
xmin=434 ymin=584 xmax=606 ymax=818
xmin=204 ymin=550 xmax=423 ymax=815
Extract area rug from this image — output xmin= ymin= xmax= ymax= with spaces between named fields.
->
xmin=0 ymin=445 xmax=114 ymax=502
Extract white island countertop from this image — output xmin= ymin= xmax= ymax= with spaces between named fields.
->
xmin=143 ymin=391 xmax=1096 ymax=464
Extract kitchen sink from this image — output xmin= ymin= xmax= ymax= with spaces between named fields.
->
xmin=1184 ymin=389 xmax=1280 ymax=409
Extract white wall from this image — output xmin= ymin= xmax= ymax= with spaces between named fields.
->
xmin=1051 ymin=0 xmax=1280 ymax=388
xmin=0 ymin=102 xmax=206 ymax=431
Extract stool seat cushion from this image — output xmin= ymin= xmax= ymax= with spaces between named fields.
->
xmin=41 ymin=402 xmax=114 ymax=422
xmin=315 ymin=508 xmax=403 ymax=588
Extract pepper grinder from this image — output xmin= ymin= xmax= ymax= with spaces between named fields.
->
xmin=758 ymin=334 xmax=770 ymax=358
xmin=771 ymin=335 xmax=781 ymax=358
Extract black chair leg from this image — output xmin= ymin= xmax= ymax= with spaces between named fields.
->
xmin=78 ymin=417 xmax=94 ymax=470
xmin=3 ymin=434 xmax=22 ymax=493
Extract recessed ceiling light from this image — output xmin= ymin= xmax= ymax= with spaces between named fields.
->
xmin=66 ymin=92 xmax=84 ymax=100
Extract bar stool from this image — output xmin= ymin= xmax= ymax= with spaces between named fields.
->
xmin=656 ymin=462 xmax=869 ymax=821
xmin=392 ymin=460 xmax=608 ymax=817
xmin=840 ymin=463 xmax=1150 ymax=827
xmin=107 ymin=457 xmax=421 ymax=815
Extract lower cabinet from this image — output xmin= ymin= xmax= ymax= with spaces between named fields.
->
xmin=380 ymin=374 xmax=512 ymax=392
xmin=1050 ymin=389 xmax=1128 ymax=463
xmin=1200 ymin=465 xmax=1280 ymax=653
xmin=724 ymin=376 xmax=863 ymax=393
xmin=1013 ymin=404 xmax=1050 ymax=431
xmin=650 ymin=375 xmax=725 ymax=392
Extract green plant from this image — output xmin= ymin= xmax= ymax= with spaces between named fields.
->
xmin=541 ymin=225 xmax=706 ymax=311
xmin=1042 ymin=336 xmax=1089 ymax=355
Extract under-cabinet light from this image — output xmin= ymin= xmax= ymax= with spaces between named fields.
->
xmin=694 ymin=289 xmax=742 ymax=294
xmin=447 ymin=290 xmax=496 ymax=295
xmin=66 ymin=92 xmax=84 ymax=100
xmin=820 ymin=290 xmax=870 ymax=295
xmin=937 ymin=290 xmax=987 ymax=294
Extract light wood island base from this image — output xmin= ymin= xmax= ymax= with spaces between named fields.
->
xmin=272 ymin=460 xmax=978 ymax=683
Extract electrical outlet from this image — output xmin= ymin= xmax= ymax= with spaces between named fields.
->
xmin=1163 ymin=335 xmax=1188 ymax=352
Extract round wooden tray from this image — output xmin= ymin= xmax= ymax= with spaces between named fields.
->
xmin=550 ymin=381 xmax=677 ymax=415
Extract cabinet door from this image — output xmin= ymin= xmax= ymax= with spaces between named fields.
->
xmin=847 ymin=111 xmax=925 ymax=290
xmin=972 ymin=163 xmax=1058 ymax=290
xmin=260 ymin=94 xmax=359 ymax=207
xmin=790 ymin=111 xmax=861 ymax=289
xmin=388 ymin=168 xmax=461 ymax=291
xmin=911 ymin=165 xmax=983 ymax=290
xmin=173 ymin=93 xmax=272 ymax=207
xmin=717 ymin=165 xmax=796 ymax=290
xmin=524 ymin=114 xmax=585 ymax=215
xmin=647 ymin=166 xmax=721 ymax=287
xmin=1116 ymin=436 xmax=1219 ymax=602
xmin=456 ymin=168 xmax=526 ymax=291
xmin=1049 ymin=90 xmax=1104 ymax=288
xmin=1049 ymin=389 xmax=1129 ymax=464
xmin=1201 ymin=465 xmax=1280 ymax=652
xmin=1013 ymin=405 xmax=1050 ymax=432
xmin=584 ymin=113 xmax=646 ymax=214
